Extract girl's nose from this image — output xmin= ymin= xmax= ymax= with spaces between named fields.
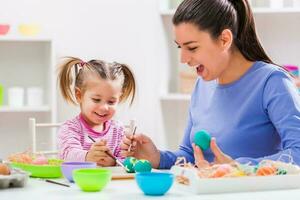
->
xmin=99 ymin=103 xmax=109 ymax=111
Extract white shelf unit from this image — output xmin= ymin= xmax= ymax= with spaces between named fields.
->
xmin=0 ymin=37 xmax=57 ymax=158
xmin=0 ymin=106 xmax=51 ymax=112
xmin=160 ymin=7 xmax=300 ymax=15
xmin=159 ymin=0 xmax=300 ymax=150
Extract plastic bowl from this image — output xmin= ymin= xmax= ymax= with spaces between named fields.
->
xmin=18 ymin=24 xmax=40 ymax=36
xmin=61 ymin=162 xmax=96 ymax=182
xmin=11 ymin=159 xmax=63 ymax=178
xmin=135 ymin=172 xmax=174 ymax=196
xmin=73 ymin=168 xmax=112 ymax=192
xmin=0 ymin=24 xmax=10 ymax=35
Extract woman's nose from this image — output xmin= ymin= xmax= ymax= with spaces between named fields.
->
xmin=180 ymin=49 xmax=190 ymax=64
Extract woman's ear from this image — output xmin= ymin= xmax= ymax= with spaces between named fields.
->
xmin=75 ymin=87 xmax=82 ymax=103
xmin=219 ymin=29 xmax=233 ymax=51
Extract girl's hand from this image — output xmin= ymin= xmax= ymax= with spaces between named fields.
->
xmin=192 ymin=137 xmax=233 ymax=168
xmin=85 ymin=139 xmax=116 ymax=166
xmin=120 ymin=133 xmax=161 ymax=168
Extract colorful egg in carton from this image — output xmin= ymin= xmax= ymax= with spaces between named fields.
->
xmin=0 ymin=167 xmax=29 ymax=189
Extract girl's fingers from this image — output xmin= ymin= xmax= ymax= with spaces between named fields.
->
xmin=93 ymin=139 xmax=106 ymax=146
xmin=120 ymin=139 xmax=136 ymax=150
xmin=92 ymin=144 xmax=109 ymax=152
xmin=122 ymin=135 xmax=134 ymax=146
xmin=120 ymin=151 xmax=134 ymax=157
xmin=91 ymin=150 xmax=108 ymax=157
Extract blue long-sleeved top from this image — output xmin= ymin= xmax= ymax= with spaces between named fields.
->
xmin=159 ymin=61 xmax=300 ymax=169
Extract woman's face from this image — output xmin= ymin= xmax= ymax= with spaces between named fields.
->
xmin=174 ymin=23 xmax=231 ymax=81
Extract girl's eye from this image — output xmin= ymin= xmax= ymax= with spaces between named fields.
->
xmin=177 ymin=45 xmax=181 ymax=49
xmin=188 ymin=47 xmax=198 ymax=51
xmin=108 ymin=101 xmax=116 ymax=105
xmin=92 ymin=98 xmax=101 ymax=103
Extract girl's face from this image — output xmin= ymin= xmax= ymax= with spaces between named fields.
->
xmin=174 ymin=23 xmax=232 ymax=81
xmin=76 ymin=77 xmax=122 ymax=128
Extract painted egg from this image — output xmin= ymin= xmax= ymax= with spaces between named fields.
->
xmin=194 ymin=130 xmax=211 ymax=151
xmin=211 ymin=164 xmax=231 ymax=178
xmin=123 ymin=157 xmax=138 ymax=173
xmin=256 ymin=166 xmax=276 ymax=176
xmin=0 ymin=163 xmax=10 ymax=175
xmin=32 ymin=156 xmax=48 ymax=165
xmin=134 ymin=159 xmax=152 ymax=173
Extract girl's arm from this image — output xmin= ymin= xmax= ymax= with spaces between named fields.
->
xmin=113 ymin=125 xmax=125 ymax=161
xmin=57 ymin=122 xmax=88 ymax=162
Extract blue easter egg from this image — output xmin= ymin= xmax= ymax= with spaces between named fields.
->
xmin=123 ymin=157 xmax=137 ymax=173
xmin=194 ymin=130 xmax=211 ymax=151
xmin=134 ymin=159 xmax=152 ymax=173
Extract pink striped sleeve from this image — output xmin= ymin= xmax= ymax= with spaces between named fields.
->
xmin=57 ymin=119 xmax=88 ymax=162
xmin=112 ymin=122 xmax=125 ymax=161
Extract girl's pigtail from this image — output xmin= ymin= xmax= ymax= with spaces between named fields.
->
xmin=57 ymin=57 xmax=82 ymax=104
xmin=119 ymin=64 xmax=136 ymax=105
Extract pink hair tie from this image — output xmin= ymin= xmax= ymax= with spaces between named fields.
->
xmin=80 ymin=61 xmax=86 ymax=67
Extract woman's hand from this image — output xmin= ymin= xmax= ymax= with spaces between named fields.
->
xmin=192 ymin=137 xmax=233 ymax=168
xmin=86 ymin=139 xmax=116 ymax=167
xmin=120 ymin=133 xmax=161 ymax=168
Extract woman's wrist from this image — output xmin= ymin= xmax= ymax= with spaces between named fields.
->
xmin=151 ymin=149 xmax=161 ymax=169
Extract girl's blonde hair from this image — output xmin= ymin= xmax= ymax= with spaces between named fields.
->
xmin=57 ymin=57 xmax=136 ymax=105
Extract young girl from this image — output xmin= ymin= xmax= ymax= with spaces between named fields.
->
xmin=57 ymin=57 xmax=136 ymax=166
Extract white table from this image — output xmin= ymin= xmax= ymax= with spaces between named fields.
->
xmin=1 ymin=178 xmax=300 ymax=200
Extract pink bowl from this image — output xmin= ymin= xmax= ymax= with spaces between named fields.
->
xmin=284 ymin=65 xmax=298 ymax=71
xmin=0 ymin=24 xmax=10 ymax=35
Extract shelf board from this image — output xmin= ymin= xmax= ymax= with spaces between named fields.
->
xmin=160 ymin=8 xmax=300 ymax=16
xmin=0 ymin=35 xmax=52 ymax=42
xmin=254 ymin=8 xmax=300 ymax=13
xmin=160 ymin=93 xmax=191 ymax=101
xmin=0 ymin=105 xmax=51 ymax=112
xmin=160 ymin=9 xmax=176 ymax=16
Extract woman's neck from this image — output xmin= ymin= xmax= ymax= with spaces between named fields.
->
xmin=218 ymin=51 xmax=254 ymax=85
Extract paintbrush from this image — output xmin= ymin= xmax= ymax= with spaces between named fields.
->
xmin=127 ymin=126 xmax=137 ymax=152
xmin=45 ymin=179 xmax=70 ymax=187
xmin=87 ymin=135 xmax=125 ymax=168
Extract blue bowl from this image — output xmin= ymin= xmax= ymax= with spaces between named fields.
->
xmin=135 ymin=172 xmax=174 ymax=196
xmin=61 ymin=162 xmax=97 ymax=182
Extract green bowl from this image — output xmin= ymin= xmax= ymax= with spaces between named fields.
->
xmin=73 ymin=168 xmax=112 ymax=192
xmin=11 ymin=159 xmax=63 ymax=178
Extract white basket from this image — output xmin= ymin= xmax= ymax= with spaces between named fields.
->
xmin=170 ymin=165 xmax=300 ymax=194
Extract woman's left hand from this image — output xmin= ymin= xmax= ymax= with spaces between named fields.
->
xmin=192 ymin=137 xmax=234 ymax=168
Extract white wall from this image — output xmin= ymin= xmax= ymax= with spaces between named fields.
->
xmin=0 ymin=0 xmax=170 ymax=149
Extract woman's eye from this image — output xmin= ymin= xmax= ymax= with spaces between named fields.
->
xmin=188 ymin=47 xmax=198 ymax=51
xmin=177 ymin=45 xmax=181 ymax=49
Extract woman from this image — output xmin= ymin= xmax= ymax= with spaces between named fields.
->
xmin=121 ymin=0 xmax=300 ymax=168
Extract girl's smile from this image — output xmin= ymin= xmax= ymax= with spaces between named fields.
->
xmin=76 ymin=77 xmax=122 ymax=130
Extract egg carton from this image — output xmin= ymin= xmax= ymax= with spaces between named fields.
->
xmin=0 ymin=168 xmax=29 ymax=189
xmin=170 ymin=165 xmax=300 ymax=194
